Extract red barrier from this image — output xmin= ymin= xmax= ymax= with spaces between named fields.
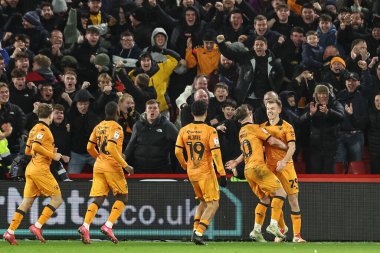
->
xmin=68 ymin=173 xmax=380 ymax=183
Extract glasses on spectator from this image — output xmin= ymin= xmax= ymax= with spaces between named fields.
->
xmin=121 ymin=38 xmax=133 ymax=42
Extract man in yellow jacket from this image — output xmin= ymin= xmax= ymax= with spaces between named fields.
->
xmin=129 ymin=49 xmax=180 ymax=118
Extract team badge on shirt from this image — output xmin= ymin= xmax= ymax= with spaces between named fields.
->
xmin=214 ymin=137 xmax=220 ymax=146
xmin=114 ymin=131 xmax=120 ymax=140
xmin=36 ymin=133 xmax=44 ymax=139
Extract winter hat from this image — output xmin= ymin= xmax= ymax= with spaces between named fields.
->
xmin=314 ymin=84 xmax=330 ymax=94
xmin=52 ymin=0 xmax=68 ymax=14
xmin=61 ymin=55 xmax=78 ymax=69
xmin=23 ymin=11 xmax=41 ymax=26
xmin=131 ymin=8 xmax=147 ymax=22
xmin=330 ymin=56 xmax=346 ymax=68
xmin=345 ymin=72 xmax=360 ymax=81
xmin=94 ymin=53 xmax=110 ymax=66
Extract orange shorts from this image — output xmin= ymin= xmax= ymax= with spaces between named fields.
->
xmin=244 ymin=164 xmax=282 ymax=197
xmin=24 ymin=174 xmax=61 ymax=198
xmin=190 ymin=176 xmax=220 ymax=202
xmin=90 ymin=171 xmax=128 ymax=197
xmin=268 ymin=163 xmax=299 ymax=195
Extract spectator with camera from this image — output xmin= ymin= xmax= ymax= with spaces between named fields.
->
xmin=300 ymin=84 xmax=344 ymax=173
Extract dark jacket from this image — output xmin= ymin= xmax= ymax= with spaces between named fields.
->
xmin=9 ymin=85 xmax=37 ymax=114
xmin=337 ymin=88 xmax=369 ymax=131
xmin=0 ymin=102 xmax=26 ymax=154
xmin=300 ymin=96 xmax=344 ymax=148
xmin=66 ymin=89 xmax=100 ymax=154
xmin=368 ymin=108 xmax=380 ymax=157
xmin=65 ymin=39 xmax=108 ymax=93
xmin=218 ymin=40 xmax=285 ymax=103
xmin=124 ymin=113 xmax=178 ymax=173
xmin=93 ymin=88 xmax=120 ymax=119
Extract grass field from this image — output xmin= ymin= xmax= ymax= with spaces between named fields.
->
xmin=1 ymin=241 xmax=379 ymax=253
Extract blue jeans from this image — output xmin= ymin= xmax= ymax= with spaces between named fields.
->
xmin=336 ymin=131 xmax=364 ymax=163
xmin=68 ymin=151 xmax=95 ymax=174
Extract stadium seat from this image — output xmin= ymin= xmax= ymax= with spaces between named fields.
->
xmin=335 ymin=162 xmax=346 ymax=174
xmin=347 ymin=161 xmax=370 ymax=174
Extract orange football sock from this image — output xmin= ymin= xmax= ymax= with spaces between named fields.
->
xmin=9 ymin=209 xmax=25 ymax=232
xmin=193 ymin=215 xmax=201 ymax=231
xmin=271 ymin=197 xmax=285 ymax=222
xmin=107 ymin=200 xmax=126 ymax=224
xmin=196 ymin=219 xmax=210 ymax=235
xmin=37 ymin=205 xmax=55 ymax=226
xmin=291 ymin=211 xmax=302 ymax=235
xmin=84 ymin=203 xmax=99 ymax=225
xmin=278 ymin=210 xmax=286 ymax=230
xmin=255 ymin=202 xmax=269 ymax=226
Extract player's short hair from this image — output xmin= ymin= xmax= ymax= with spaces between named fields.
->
xmin=222 ymin=99 xmax=237 ymax=109
xmin=214 ymin=82 xmax=229 ymax=92
xmin=53 ymin=104 xmax=65 ymax=112
xmin=11 ymin=68 xmax=26 ymax=78
xmin=234 ymin=104 xmax=250 ymax=122
xmin=191 ymin=100 xmax=208 ymax=116
xmin=265 ymin=98 xmax=282 ymax=108
xmin=37 ymin=103 xmax=53 ymax=118
xmin=105 ymin=101 xmax=119 ymax=120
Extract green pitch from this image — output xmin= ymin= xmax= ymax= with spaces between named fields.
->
xmin=1 ymin=241 xmax=379 ymax=253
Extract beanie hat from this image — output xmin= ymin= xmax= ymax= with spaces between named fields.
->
xmin=52 ymin=0 xmax=68 ymax=13
xmin=131 ymin=8 xmax=147 ymax=22
xmin=330 ymin=56 xmax=346 ymax=68
xmin=23 ymin=11 xmax=41 ymax=26
xmin=61 ymin=55 xmax=78 ymax=69
xmin=94 ymin=53 xmax=110 ymax=66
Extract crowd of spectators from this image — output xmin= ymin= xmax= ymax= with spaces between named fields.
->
xmin=0 ymin=0 xmax=379 ymax=176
